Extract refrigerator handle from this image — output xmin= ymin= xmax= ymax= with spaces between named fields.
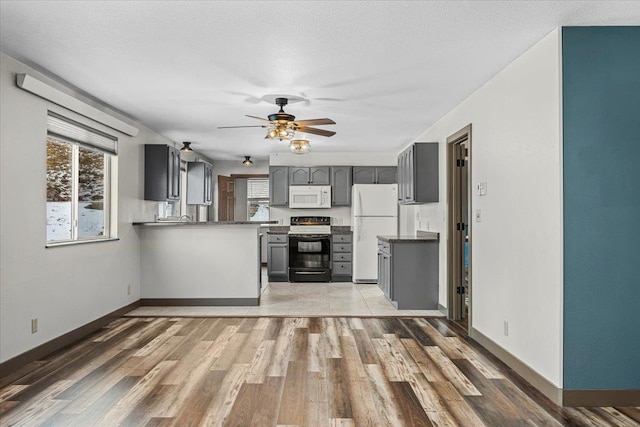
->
xmin=357 ymin=190 xmax=363 ymax=216
xmin=357 ymin=217 xmax=362 ymax=242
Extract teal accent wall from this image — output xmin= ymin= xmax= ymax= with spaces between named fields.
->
xmin=563 ymin=27 xmax=640 ymax=390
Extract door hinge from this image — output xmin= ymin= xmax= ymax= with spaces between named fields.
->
xmin=456 ymin=159 xmax=466 ymax=167
xmin=457 ymin=286 xmax=466 ymax=294
xmin=456 ymin=222 xmax=465 ymax=231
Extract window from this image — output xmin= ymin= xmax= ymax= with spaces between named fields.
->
xmin=46 ymin=112 xmax=117 ymax=245
xmin=247 ymin=178 xmax=269 ymax=221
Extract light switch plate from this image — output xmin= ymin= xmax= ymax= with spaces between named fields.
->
xmin=478 ymin=182 xmax=487 ymax=196
xmin=475 ymin=209 xmax=481 ymax=222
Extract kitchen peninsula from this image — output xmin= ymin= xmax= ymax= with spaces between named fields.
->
xmin=133 ymin=221 xmax=276 ymax=305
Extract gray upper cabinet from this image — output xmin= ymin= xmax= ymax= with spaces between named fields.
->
xmin=330 ymin=166 xmax=352 ymax=206
xmin=398 ymin=142 xmax=438 ymax=204
xmin=376 ymin=167 xmax=397 ymax=184
xmin=352 ymin=166 xmax=397 ymax=184
xmin=269 ymin=166 xmax=289 ymax=206
xmin=144 ymin=144 xmax=181 ymax=201
xmin=186 ymin=161 xmax=213 ymax=205
xmin=289 ymin=166 xmax=330 ymax=185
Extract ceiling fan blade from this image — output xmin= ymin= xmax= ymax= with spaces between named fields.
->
xmin=218 ymin=125 xmax=267 ymax=129
xmin=245 ymin=115 xmax=270 ymax=122
xmin=295 ymin=126 xmax=336 ymax=137
xmin=292 ymin=118 xmax=336 ymax=126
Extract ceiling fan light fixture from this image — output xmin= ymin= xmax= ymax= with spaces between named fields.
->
xmin=180 ymin=141 xmax=193 ymax=152
xmin=242 ymin=156 xmax=253 ymax=166
xmin=289 ymin=139 xmax=311 ymax=154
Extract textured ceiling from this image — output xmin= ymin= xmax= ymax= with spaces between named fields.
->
xmin=1 ymin=1 xmax=639 ymax=161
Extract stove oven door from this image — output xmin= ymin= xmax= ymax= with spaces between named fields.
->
xmin=288 ymin=234 xmax=331 ymax=282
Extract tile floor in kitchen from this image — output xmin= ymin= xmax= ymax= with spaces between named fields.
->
xmin=126 ymin=269 xmax=443 ymax=317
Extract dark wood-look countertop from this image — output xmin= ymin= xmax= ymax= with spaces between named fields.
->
xmin=377 ymin=231 xmax=439 ymax=242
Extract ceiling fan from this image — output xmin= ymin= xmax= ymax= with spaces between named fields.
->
xmin=218 ymin=97 xmax=336 ymax=140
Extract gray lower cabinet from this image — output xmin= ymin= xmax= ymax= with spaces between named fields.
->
xmin=267 ymin=233 xmax=288 ymax=282
xmin=377 ymin=238 xmax=439 ymax=310
xmin=352 ymin=166 xmax=397 ymax=184
xmin=269 ymin=166 xmax=289 ymax=206
xmin=144 ymin=144 xmax=181 ymax=201
xmin=330 ymin=166 xmax=352 ymax=206
xmin=331 ymin=233 xmax=352 ymax=281
xmin=186 ymin=161 xmax=213 ymax=205
xmin=398 ymin=142 xmax=438 ymax=204
xmin=289 ymin=166 xmax=330 ymax=185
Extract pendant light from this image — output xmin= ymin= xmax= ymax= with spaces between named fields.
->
xmin=242 ymin=156 xmax=253 ymax=166
xmin=289 ymin=139 xmax=311 ymax=154
xmin=180 ymin=141 xmax=193 ymax=153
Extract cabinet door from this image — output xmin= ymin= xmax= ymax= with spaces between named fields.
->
xmin=171 ymin=147 xmax=181 ymax=200
xmin=352 ymin=166 xmax=376 ymax=184
xmin=267 ymin=244 xmax=288 ymax=276
xmin=309 ymin=167 xmax=330 ymax=185
xmin=397 ymin=152 xmax=405 ymax=202
xmin=376 ymin=167 xmax=397 ymax=184
xmin=269 ymin=166 xmax=289 ymax=206
xmin=205 ymin=163 xmax=213 ymax=204
xmin=289 ymin=167 xmax=310 ymax=185
xmin=383 ymin=253 xmax=392 ymax=298
xmin=330 ymin=166 xmax=352 ymax=206
xmin=405 ymin=147 xmax=414 ymax=202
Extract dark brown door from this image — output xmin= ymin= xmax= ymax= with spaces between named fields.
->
xmin=218 ymin=176 xmax=235 ymax=221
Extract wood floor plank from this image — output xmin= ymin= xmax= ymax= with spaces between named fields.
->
xmin=400 ymin=339 xmax=447 ymax=382
xmin=323 ymin=318 xmax=343 ymax=358
xmin=98 ymin=360 xmax=177 ymax=425
xmin=250 ymin=376 xmax=285 ymax=426
xmin=59 ymin=375 xmax=141 ymax=426
xmin=589 ymin=407 xmax=639 ymax=427
xmin=170 ymin=370 xmax=226 ymax=426
xmin=615 ymin=407 xmax=640 ymax=423
xmin=223 ymin=382 xmax=262 ymax=427
xmin=453 ymin=359 xmax=529 ymax=426
xmin=351 ymin=329 xmax=379 ymax=365
xmin=326 ymin=358 xmax=352 ymax=419
xmin=277 ymin=361 xmax=307 ymax=426
xmin=3 ymin=315 xmax=636 ymax=427
xmin=246 ymin=340 xmax=276 ymax=384
xmin=388 ymin=381 xmax=435 ymax=426
xmin=304 ymin=371 xmax=329 ymax=427
xmin=424 ymin=347 xmax=481 ymax=396
xmin=201 ymin=363 xmax=250 ymax=425
xmin=364 ymin=363 xmax=407 ymax=427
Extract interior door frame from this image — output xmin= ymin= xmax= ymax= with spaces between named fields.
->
xmin=446 ymin=124 xmax=472 ymax=326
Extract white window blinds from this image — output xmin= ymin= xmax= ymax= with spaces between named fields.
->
xmin=247 ymin=178 xmax=269 ymax=199
xmin=47 ymin=112 xmax=118 ymax=154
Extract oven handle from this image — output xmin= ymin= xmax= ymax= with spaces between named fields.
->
xmin=294 ymin=271 xmax=327 ymax=275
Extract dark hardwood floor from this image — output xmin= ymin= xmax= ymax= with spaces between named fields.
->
xmin=1 ymin=316 xmax=638 ymax=426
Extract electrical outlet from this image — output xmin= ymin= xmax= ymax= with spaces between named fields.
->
xmin=425 ymin=221 xmax=430 ymax=231
xmin=503 ymin=321 xmax=509 ymax=336
xmin=127 ymin=284 xmax=131 ymax=295
xmin=31 ymin=318 xmax=38 ymax=334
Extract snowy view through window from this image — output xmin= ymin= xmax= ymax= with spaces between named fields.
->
xmin=46 ymin=137 xmax=106 ymax=242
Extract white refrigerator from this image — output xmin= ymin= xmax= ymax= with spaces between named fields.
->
xmin=351 ymin=184 xmax=398 ymax=283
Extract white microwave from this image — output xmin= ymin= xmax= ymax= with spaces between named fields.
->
xmin=289 ymin=186 xmax=331 ymax=209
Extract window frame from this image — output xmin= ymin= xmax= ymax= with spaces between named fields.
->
xmin=246 ymin=177 xmax=270 ymax=222
xmin=45 ymin=114 xmax=118 ymax=247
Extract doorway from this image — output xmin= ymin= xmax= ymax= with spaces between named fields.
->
xmin=447 ymin=124 xmax=472 ymax=328
xmin=218 ymin=175 xmax=235 ymax=221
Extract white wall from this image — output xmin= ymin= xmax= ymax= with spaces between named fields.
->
xmin=269 ymin=151 xmax=397 ymax=226
xmin=403 ymin=30 xmax=563 ymax=386
xmin=0 ymin=53 xmax=171 ymax=363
